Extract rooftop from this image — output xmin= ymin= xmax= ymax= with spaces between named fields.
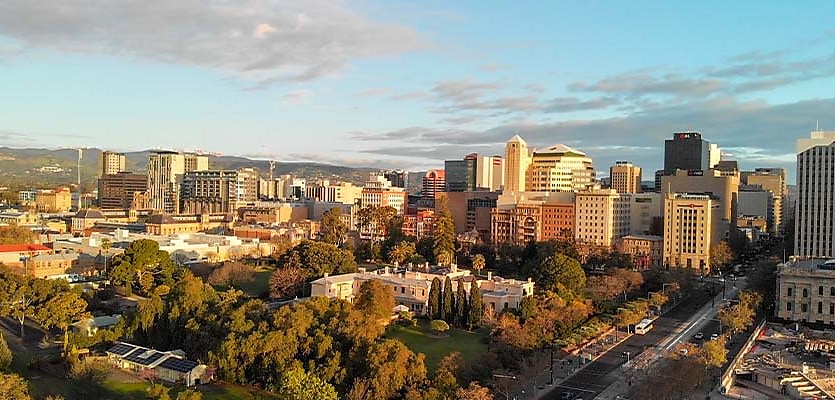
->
xmin=534 ymin=143 xmax=586 ymax=156
xmin=0 ymin=243 xmax=51 ymax=253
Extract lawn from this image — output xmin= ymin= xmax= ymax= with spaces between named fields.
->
xmin=387 ymin=319 xmax=488 ymax=372
xmin=213 ymin=266 xmax=274 ymax=298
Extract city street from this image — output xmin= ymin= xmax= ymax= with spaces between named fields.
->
xmin=534 ymin=287 xmax=714 ymax=400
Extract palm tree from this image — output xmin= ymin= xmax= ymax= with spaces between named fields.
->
xmin=388 ymin=241 xmax=416 ymax=265
xmin=436 ymin=250 xmax=453 ymax=267
xmin=471 ymin=254 xmax=486 ymax=274
xmin=100 ymin=238 xmax=112 ymax=276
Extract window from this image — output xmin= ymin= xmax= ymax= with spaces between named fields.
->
xmin=803 ymin=288 xmax=809 ymax=298
xmin=819 ymin=302 xmax=823 ymax=314
xmin=787 ymin=287 xmax=793 ymax=297
xmin=787 ymin=302 xmax=792 ymax=311
xmin=802 ymin=303 xmax=808 ymax=313
xmin=821 ymin=286 xmax=825 ymax=296
xmin=829 ymin=303 xmax=833 ymax=315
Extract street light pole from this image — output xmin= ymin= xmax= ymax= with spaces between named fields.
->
xmin=549 ymin=344 xmax=554 ymax=385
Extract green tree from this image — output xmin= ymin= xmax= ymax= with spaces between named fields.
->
xmin=428 ymin=278 xmax=442 ymax=320
xmin=535 ymin=254 xmax=586 ymax=297
xmin=354 ymin=279 xmax=395 ymax=322
xmin=0 ymin=372 xmax=31 ymax=400
xmin=0 ymin=332 xmax=11 ymax=371
xmin=455 ymin=282 xmax=468 ymax=327
xmin=436 ymin=250 xmax=453 ymax=267
xmin=388 ymin=241 xmax=416 ymax=265
xmin=442 ymin=276 xmax=455 ymax=323
xmin=430 ymin=319 xmax=450 ymax=335
xmin=277 ymin=240 xmax=357 ymax=278
xmin=0 ymin=225 xmax=35 ymax=244
xmin=109 ymin=239 xmax=176 ymax=296
xmin=319 ymin=207 xmax=348 ymax=246
xmin=710 ymin=240 xmax=733 ymax=270
xmin=175 ymin=390 xmax=202 ymax=400
xmin=147 ymin=382 xmax=171 ymax=400
xmin=433 ymin=197 xmax=455 ymax=265
xmin=272 ymin=366 xmax=337 ymax=400
xmin=467 ymin=280 xmax=482 ymax=330
xmin=471 ymin=254 xmax=486 ymax=274
xmin=36 ymin=291 xmax=89 ymax=351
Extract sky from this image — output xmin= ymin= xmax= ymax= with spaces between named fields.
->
xmin=1 ymin=1 xmax=835 ymax=182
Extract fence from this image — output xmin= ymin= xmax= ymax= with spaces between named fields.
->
xmin=718 ymin=319 xmax=767 ymax=394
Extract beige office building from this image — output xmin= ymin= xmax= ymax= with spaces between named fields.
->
xmin=574 ymin=189 xmax=630 ymax=250
xmin=526 ymin=144 xmax=595 ymax=192
xmin=660 ymin=169 xmax=739 ymax=233
xmin=795 ymin=131 xmax=835 ymax=258
xmin=503 ymin=135 xmax=531 ymax=193
xmin=305 ymin=180 xmax=363 ymax=205
xmin=610 ymin=161 xmax=642 ymax=194
xmin=361 ymin=174 xmax=407 ymax=215
xmin=100 ymin=151 xmax=126 ymax=177
xmin=36 ymin=188 xmax=73 ymax=213
xmin=147 ymin=151 xmax=209 ymax=213
xmin=776 ymin=259 xmax=835 ymax=325
xmin=181 ymin=168 xmax=258 ymax=214
xmin=662 ymin=193 xmax=723 ymax=272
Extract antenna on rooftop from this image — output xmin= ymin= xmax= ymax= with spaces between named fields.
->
xmin=816 ymin=120 xmax=820 ymax=131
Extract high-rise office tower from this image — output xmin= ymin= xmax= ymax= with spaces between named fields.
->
xmin=445 ymin=156 xmax=477 ymax=192
xmin=504 ymin=135 xmax=530 ymax=193
xmin=610 ymin=161 xmax=642 ymax=193
xmin=526 ymin=144 xmax=595 ymax=192
xmin=663 ymin=193 xmax=722 ymax=272
xmin=664 ymin=132 xmax=711 ymax=173
xmin=100 ymin=151 xmax=126 ymax=177
xmin=743 ymin=167 xmax=787 ymax=234
xmin=98 ymin=172 xmax=147 ymax=209
xmin=147 ymin=151 xmax=209 ymax=213
xmin=421 ymin=170 xmax=446 ymax=200
xmin=475 ymin=155 xmax=504 ymax=191
xmin=795 ymin=131 xmax=835 ymax=258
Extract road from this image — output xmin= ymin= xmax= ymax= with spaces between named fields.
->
xmin=539 ymin=288 xmax=714 ymax=400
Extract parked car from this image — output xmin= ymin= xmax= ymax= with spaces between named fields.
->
xmin=694 ymin=332 xmax=704 ymax=340
xmin=710 ymin=333 xmax=719 ymax=341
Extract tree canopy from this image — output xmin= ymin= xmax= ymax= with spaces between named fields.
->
xmin=276 ymin=240 xmax=357 ymax=278
xmin=319 ymin=208 xmax=348 ymax=246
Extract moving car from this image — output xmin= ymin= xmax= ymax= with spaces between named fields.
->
xmin=694 ymin=332 xmax=704 ymax=340
xmin=710 ymin=333 xmax=719 ymax=341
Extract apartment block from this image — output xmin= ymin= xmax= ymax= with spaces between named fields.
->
xmin=181 ymin=169 xmax=258 ymax=214
xmin=147 ymin=151 xmax=209 ymax=213
xmin=100 ymin=151 xmax=126 ymax=177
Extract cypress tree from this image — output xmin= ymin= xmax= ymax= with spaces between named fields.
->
xmin=456 ymin=281 xmax=468 ymax=327
xmin=442 ymin=276 xmax=455 ymax=322
xmin=468 ymin=279 xmax=483 ymax=330
xmin=428 ymin=277 xmax=442 ymax=319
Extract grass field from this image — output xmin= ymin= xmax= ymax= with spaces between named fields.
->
xmin=212 ymin=266 xmax=274 ymax=298
xmin=387 ymin=319 xmax=488 ymax=372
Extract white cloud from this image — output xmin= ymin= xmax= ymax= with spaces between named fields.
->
xmin=0 ymin=0 xmax=425 ymax=83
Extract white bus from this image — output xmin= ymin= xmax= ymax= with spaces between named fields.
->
xmin=635 ymin=318 xmax=654 ymax=335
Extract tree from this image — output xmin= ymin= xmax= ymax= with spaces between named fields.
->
xmin=388 ymin=241 xmax=416 ymax=265
xmin=701 ymin=336 xmax=728 ymax=369
xmin=0 ymin=225 xmax=35 ymax=244
xmin=0 ymin=372 xmax=31 ymax=400
xmin=436 ymin=250 xmax=453 ymax=267
xmin=147 ymin=382 xmax=171 ymax=400
xmin=433 ymin=197 xmax=455 ymax=265
xmin=428 ymin=278 xmax=442 ymax=320
xmin=710 ymin=240 xmax=733 ymax=270
xmin=268 ymin=266 xmax=306 ymax=299
xmin=109 ymin=239 xmax=176 ymax=296
xmin=455 ymin=282 xmax=468 ymax=327
xmin=434 ymin=352 xmax=462 ymax=396
xmin=430 ymin=320 xmax=450 ymax=335
xmin=207 ymin=262 xmax=255 ymax=287
xmin=36 ymin=291 xmax=89 ymax=351
xmin=354 ymin=279 xmax=395 ymax=323
xmin=467 ymin=280 xmax=482 ymax=330
xmin=535 ymin=254 xmax=586 ymax=298
xmin=605 ymin=251 xmax=633 ymax=269
xmin=442 ymin=276 xmax=455 ymax=322
xmin=175 ymin=390 xmax=202 ymax=400
xmin=319 ymin=208 xmax=348 ymax=246
xmin=277 ymin=240 xmax=357 ymax=278
xmin=0 ymin=332 xmax=11 ymax=371
xmin=456 ymin=382 xmax=492 ymax=400
xmin=471 ymin=254 xmax=486 ymax=274
xmin=271 ymin=366 xmax=337 ymax=400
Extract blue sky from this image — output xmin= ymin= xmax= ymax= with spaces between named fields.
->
xmin=1 ymin=1 xmax=835 ymax=181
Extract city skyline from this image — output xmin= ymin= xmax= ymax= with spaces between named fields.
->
xmin=2 ymin=1 xmax=835 ymax=181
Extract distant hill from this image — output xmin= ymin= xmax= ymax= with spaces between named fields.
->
xmin=0 ymin=147 xmax=374 ymax=190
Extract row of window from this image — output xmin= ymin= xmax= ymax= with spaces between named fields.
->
xmin=786 ymin=286 xmax=835 ymax=297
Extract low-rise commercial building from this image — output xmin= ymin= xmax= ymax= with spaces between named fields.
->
xmin=617 ymin=235 xmax=662 ymax=269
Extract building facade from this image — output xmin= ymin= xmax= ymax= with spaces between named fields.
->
xmin=36 ymin=188 xmax=72 ymax=213
xmin=147 ymin=151 xmax=209 ymax=213
xmin=660 ymin=169 xmax=739 ymax=234
xmin=526 ymin=144 xmax=596 ymax=192
xmin=617 ymin=235 xmax=663 ymax=269
xmin=421 ymin=170 xmax=446 ymax=201
xmin=574 ymin=189 xmax=630 ymax=250
xmin=794 ymin=131 xmax=835 ymax=258
xmin=776 ymin=259 xmax=835 ymax=325
xmin=99 ymin=172 xmax=148 ymax=210
xmin=361 ymin=175 xmax=407 ymax=215
xmin=744 ymin=168 xmax=787 ymax=235
xmin=444 ymin=156 xmax=477 ymax=192
xmin=610 ymin=161 xmax=642 ymax=194
xmin=475 ymin=154 xmax=504 ymax=191
xmin=181 ymin=169 xmax=258 ymax=214
xmin=664 ymin=132 xmax=711 ymax=174
xmin=503 ymin=135 xmax=530 ymax=193
xmin=100 ymin=151 xmax=126 ymax=177
xmin=662 ymin=193 xmax=722 ymax=272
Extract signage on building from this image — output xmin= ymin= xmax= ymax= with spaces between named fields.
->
xmin=687 ymin=170 xmax=704 ymax=176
